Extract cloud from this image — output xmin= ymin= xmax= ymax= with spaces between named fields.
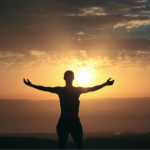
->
xmin=1 ymin=38 xmax=150 ymax=71
xmin=114 ymin=19 xmax=150 ymax=29
xmin=0 ymin=0 xmax=150 ymax=70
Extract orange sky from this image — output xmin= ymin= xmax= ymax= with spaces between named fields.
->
xmin=1 ymin=0 xmax=150 ymax=134
xmin=0 ymin=63 xmax=150 ymax=100
xmin=1 ymin=0 xmax=150 ymax=100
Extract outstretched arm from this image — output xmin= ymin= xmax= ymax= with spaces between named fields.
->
xmin=78 ymin=78 xmax=114 ymax=94
xmin=23 ymin=78 xmax=61 ymax=93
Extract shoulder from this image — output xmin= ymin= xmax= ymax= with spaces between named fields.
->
xmin=76 ymin=86 xmax=92 ymax=93
xmin=54 ymin=86 xmax=63 ymax=91
xmin=47 ymin=86 xmax=63 ymax=93
xmin=76 ymin=87 xmax=83 ymax=90
xmin=76 ymin=87 xmax=84 ymax=92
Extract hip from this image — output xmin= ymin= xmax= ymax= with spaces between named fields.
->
xmin=57 ymin=116 xmax=82 ymax=128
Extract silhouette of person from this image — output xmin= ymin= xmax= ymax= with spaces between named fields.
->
xmin=23 ymin=70 xmax=114 ymax=149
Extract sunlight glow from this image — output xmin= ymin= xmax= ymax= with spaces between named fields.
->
xmin=76 ymin=69 xmax=91 ymax=85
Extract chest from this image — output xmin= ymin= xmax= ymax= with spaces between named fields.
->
xmin=58 ymin=87 xmax=79 ymax=99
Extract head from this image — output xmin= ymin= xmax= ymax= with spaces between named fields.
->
xmin=64 ymin=70 xmax=74 ymax=82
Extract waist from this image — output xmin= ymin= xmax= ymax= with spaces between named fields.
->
xmin=57 ymin=115 xmax=81 ymax=128
xmin=61 ymin=112 xmax=78 ymax=117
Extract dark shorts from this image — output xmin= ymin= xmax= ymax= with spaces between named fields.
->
xmin=56 ymin=113 xmax=84 ymax=149
xmin=56 ymin=127 xmax=84 ymax=149
xmin=56 ymin=127 xmax=83 ymax=139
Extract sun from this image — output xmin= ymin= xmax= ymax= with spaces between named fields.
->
xmin=76 ymin=69 xmax=91 ymax=85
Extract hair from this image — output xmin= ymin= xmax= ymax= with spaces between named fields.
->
xmin=64 ymin=70 xmax=74 ymax=80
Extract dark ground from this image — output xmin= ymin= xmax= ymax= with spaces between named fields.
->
xmin=0 ymin=132 xmax=150 ymax=149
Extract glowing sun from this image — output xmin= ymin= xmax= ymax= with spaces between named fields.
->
xmin=76 ymin=70 xmax=91 ymax=85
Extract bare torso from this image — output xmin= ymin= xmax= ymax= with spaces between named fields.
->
xmin=56 ymin=86 xmax=82 ymax=128
xmin=57 ymin=86 xmax=81 ymax=114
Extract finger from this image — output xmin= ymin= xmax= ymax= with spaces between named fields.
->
xmin=23 ymin=79 xmax=27 ymax=84
xmin=27 ymin=79 xmax=29 ymax=82
xmin=108 ymin=78 xmax=111 ymax=81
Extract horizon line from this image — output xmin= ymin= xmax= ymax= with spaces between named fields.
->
xmin=0 ymin=97 xmax=150 ymax=101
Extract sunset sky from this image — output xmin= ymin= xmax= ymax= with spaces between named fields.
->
xmin=1 ymin=0 xmax=150 ymax=134
xmin=0 ymin=0 xmax=150 ymax=100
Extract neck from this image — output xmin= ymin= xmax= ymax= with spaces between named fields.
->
xmin=65 ymin=81 xmax=73 ymax=87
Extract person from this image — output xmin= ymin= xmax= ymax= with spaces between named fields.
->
xmin=23 ymin=70 xmax=114 ymax=149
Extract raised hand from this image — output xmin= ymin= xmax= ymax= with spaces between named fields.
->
xmin=23 ymin=78 xmax=32 ymax=86
xmin=106 ymin=78 xmax=114 ymax=86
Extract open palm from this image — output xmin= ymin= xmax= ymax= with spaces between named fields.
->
xmin=106 ymin=78 xmax=114 ymax=85
xmin=23 ymin=79 xmax=32 ymax=86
